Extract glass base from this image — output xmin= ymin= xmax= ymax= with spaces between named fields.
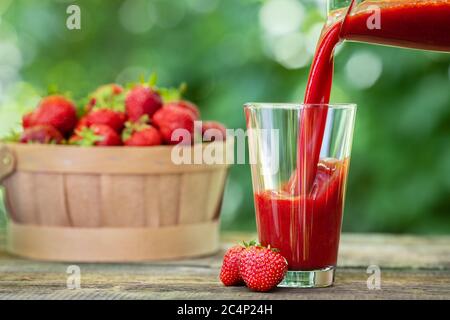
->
xmin=278 ymin=266 xmax=335 ymax=288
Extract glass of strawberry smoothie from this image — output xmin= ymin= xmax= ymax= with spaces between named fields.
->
xmin=244 ymin=103 xmax=356 ymax=288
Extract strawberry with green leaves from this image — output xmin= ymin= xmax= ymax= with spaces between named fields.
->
xmin=239 ymin=243 xmax=288 ymax=292
xmin=125 ymin=75 xmax=162 ymax=122
xmin=20 ymin=125 xmax=64 ymax=144
xmin=159 ymin=84 xmax=200 ymax=119
xmin=70 ymin=124 xmax=122 ymax=146
xmin=122 ymin=117 xmax=162 ymax=146
xmin=23 ymin=95 xmax=77 ymax=136
xmin=85 ymin=83 xmax=124 ymax=112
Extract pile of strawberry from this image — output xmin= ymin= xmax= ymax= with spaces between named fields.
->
xmin=18 ymin=80 xmax=226 ymax=146
xmin=220 ymin=241 xmax=288 ymax=292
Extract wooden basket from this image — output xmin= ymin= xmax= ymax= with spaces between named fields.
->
xmin=0 ymin=141 xmax=232 ymax=262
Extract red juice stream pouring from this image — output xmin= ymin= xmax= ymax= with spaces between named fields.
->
xmin=293 ymin=0 xmax=450 ymax=195
xmin=257 ymin=0 xmax=450 ymax=271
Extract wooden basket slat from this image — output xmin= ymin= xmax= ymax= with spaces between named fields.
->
xmin=100 ymin=175 xmax=146 ymax=227
xmin=34 ymin=173 xmax=71 ymax=226
xmin=178 ymin=171 xmax=210 ymax=224
xmin=205 ymin=168 xmax=228 ymax=221
xmin=3 ymin=173 xmax=38 ymax=224
xmin=143 ymin=175 xmax=160 ymax=227
xmin=65 ymin=174 xmax=102 ymax=227
xmin=157 ymin=174 xmax=180 ymax=226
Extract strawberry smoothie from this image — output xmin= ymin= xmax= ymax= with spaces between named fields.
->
xmin=277 ymin=0 xmax=450 ymax=269
xmin=255 ymin=158 xmax=349 ymax=270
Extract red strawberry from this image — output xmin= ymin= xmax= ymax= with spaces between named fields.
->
xmin=202 ymin=121 xmax=226 ymax=142
xmin=85 ymin=109 xmax=126 ymax=132
xmin=74 ymin=116 xmax=89 ymax=132
xmin=22 ymin=112 xmax=33 ymax=128
xmin=20 ymin=125 xmax=64 ymax=144
xmin=125 ymin=85 xmax=162 ymax=122
xmin=220 ymin=245 xmax=245 ymax=286
xmin=152 ymin=106 xmax=195 ymax=145
xmin=24 ymin=95 xmax=77 ymax=135
xmin=70 ymin=124 xmax=122 ymax=146
xmin=86 ymin=83 xmax=124 ymax=112
xmin=239 ymin=245 xmax=288 ymax=292
xmin=123 ymin=126 xmax=162 ymax=147
xmin=164 ymin=100 xmax=200 ymax=119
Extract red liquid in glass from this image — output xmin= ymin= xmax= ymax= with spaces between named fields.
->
xmin=258 ymin=1 xmax=450 ymax=270
xmin=255 ymin=159 xmax=349 ymax=270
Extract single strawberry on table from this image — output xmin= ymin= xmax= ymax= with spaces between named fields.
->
xmin=122 ymin=118 xmax=162 ymax=146
xmin=220 ymin=244 xmax=245 ymax=286
xmin=20 ymin=125 xmax=64 ymax=144
xmin=152 ymin=105 xmax=195 ymax=145
xmin=239 ymin=244 xmax=288 ymax=292
xmin=70 ymin=124 xmax=122 ymax=146
xmin=22 ymin=95 xmax=77 ymax=136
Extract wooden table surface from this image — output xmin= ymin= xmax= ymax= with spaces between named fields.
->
xmin=0 ymin=229 xmax=449 ymax=300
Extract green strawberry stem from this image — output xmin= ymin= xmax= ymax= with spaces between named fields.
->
xmin=72 ymin=127 xmax=103 ymax=146
xmin=46 ymin=84 xmax=73 ymax=100
xmin=158 ymin=82 xmax=187 ymax=103
xmin=1 ymin=130 xmax=21 ymax=143
xmin=122 ymin=115 xmax=150 ymax=141
xmin=241 ymin=240 xmax=280 ymax=252
xmin=148 ymin=72 xmax=157 ymax=87
xmin=47 ymin=84 xmax=59 ymax=95
xmin=138 ymin=72 xmax=157 ymax=88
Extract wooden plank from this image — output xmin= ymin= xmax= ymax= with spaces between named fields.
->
xmin=0 ymin=267 xmax=448 ymax=300
xmin=0 ymin=230 xmax=449 ymax=300
xmin=222 ymin=232 xmax=450 ymax=270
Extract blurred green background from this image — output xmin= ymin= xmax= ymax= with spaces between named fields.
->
xmin=0 ymin=0 xmax=449 ymax=233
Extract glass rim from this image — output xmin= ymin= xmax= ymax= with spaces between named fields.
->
xmin=244 ymin=102 xmax=357 ymax=110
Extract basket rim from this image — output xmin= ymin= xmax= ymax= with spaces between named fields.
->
xmin=2 ymin=140 xmax=230 ymax=151
xmin=1 ymin=140 xmax=233 ymax=175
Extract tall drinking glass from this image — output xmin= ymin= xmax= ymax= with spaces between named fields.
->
xmin=245 ymin=103 xmax=356 ymax=288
